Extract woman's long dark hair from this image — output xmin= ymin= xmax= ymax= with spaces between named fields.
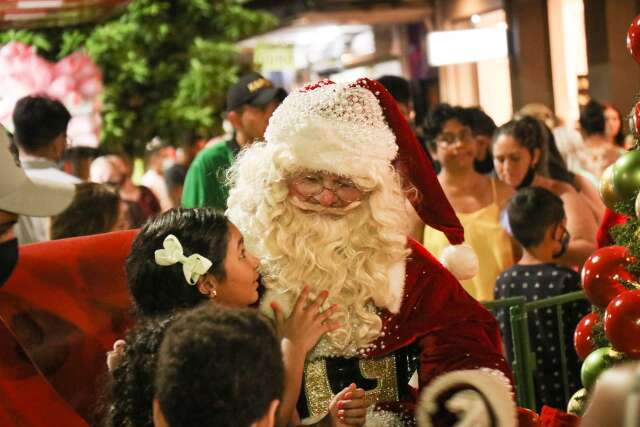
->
xmin=603 ymin=102 xmax=626 ymax=147
xmin=497 ymin=115 xmax=578 ymax=189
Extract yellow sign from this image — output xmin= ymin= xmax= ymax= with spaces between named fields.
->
xmin=254 ymin=43 xmax=295 ymax=71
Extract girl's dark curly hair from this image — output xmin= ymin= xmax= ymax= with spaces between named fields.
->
xmin=103 ymin=314 xmax=175 ymax=427
xmin=155 ymin=304 xmax=284 ymax=427
xmin=126 ymin=207 xmax=230 ymax=317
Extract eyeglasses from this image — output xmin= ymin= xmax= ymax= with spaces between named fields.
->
xmin=436 ymin=127 xmax=473 ymax=148
xmin=289 ymin=173 xmax=367 ymax=203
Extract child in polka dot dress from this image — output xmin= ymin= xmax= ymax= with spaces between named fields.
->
xmin=494 ymin=187 xmax=590 ymax=410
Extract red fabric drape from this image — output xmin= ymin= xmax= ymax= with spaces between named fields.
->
xmin=0 ymin=230 xmax=137 ymax=424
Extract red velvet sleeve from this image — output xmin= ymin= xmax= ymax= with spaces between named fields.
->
xmin=367 ymin=238 xmax=513 ymax=390
xmin=411 ymin=254 xmax=513 ymax=389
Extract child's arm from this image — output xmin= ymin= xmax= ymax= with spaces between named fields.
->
xmin=558 ymin=190 xmax=598 ymax=267
xmin=272 ymin=286 xmax=340 ymax=427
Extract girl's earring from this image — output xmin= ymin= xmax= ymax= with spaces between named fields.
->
xmin=210 ymin=288 xmax=217 ymax=299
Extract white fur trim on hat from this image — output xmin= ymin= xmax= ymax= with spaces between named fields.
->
xmin=415 ymin=369 xmax=516 ymax=427
xmin=265 ymin=83 xmax=397 ymax=178
xmin=439 ymin=244 xmax=479 ymax=281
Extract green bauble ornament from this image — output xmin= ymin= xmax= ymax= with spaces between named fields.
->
xmin=581 ymin=346 xmax=615 ymax=389
xmin=601 ymin=164 xmax=623 ymax=210
xmin=612 ymin=150 xmax=640 ymax=200
xmin=567 ymin=388 xmax=588 ymax=416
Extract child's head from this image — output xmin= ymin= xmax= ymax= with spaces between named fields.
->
xmin=104 ymin=314 xmax=175 ymax=427
xmin=153 ymin=304 xmax=283 ymax=427
xmin=507 ymin=187 xmax=568 ymax=257
xmin=126 ymin=207 xmax=260 ymax=317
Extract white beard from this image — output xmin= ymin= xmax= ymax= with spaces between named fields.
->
xmin=226 ymin=142 xmax=412 ymax=357
xmin=256 ymin=195 xmax=409 ymax=357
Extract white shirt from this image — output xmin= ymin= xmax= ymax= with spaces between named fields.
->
xmin=15 ymin=157 xmax=81 ymax=244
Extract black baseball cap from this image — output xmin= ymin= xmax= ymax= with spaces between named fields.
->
xmin=225 ymin=72 xmax=287 ymax=112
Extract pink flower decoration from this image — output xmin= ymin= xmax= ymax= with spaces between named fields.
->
xmin=0 ymin=41 xmax=103 ymax=147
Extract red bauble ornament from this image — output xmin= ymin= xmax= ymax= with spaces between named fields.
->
xmin=605 ymin=290 xmax=640 ymax=357
xmin=581 ymin=246 xmax=636 ymax=308
xmin=630 ymin=102 xmax=640 ymax=138
xmin=574 ymin=312 xmax=600 ymax=360
xmin=628 ymin=15 xmax=640 ymax=64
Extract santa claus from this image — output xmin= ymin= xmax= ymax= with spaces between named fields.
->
xmin=226 ymin=78 xmax=516 ymax=426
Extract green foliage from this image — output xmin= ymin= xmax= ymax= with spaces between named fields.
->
xmin=0 ymin=25 xmax=94 ymax=60
xmin=610 ymin=204 xmax=640 ymax=275
xmin=0 ymin=0 xmax=276 ymax=154
xmin=0 ymin=29 xmax=53 ymax=55
xmin=590 ymin=307 xmax=609 ymax=349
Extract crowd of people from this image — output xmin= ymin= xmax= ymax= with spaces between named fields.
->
xmin=0 ymin=70 xmax=634 ymax=427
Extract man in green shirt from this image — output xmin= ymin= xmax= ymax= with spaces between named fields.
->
xmin=182 ymin=73 xmax=286 ymax=210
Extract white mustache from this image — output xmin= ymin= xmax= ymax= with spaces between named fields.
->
xmin=289 ymin=196 xmax=363 ymax=216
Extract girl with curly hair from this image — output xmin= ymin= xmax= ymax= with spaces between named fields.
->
xmin=105 ymin=207 xmax=366 ymax=427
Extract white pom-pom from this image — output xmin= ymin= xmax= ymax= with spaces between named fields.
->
xmin=440 ymin=244 xmax=479 ymax=281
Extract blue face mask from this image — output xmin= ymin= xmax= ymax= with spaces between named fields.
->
xmin=552 ymin=228 xmax=570 ymax=259
xmin=0 ymin=238 xmax=18 ymax=286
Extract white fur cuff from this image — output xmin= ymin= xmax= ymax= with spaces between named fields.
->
xmin=415 ymin=369 xmax=516 ymax=427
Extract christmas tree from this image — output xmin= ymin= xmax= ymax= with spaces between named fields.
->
xmin=567 ymin=15 xmax=640 ymax=415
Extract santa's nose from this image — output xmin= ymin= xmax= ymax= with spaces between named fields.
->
xmin=317 ymin=189 xmax=336 ymax=207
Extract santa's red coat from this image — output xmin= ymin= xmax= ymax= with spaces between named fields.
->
xmin=347 ymin=237 xmax=514 ymax=420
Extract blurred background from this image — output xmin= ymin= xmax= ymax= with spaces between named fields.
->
xmin=0 ymin=0 xmax=637 ymax=155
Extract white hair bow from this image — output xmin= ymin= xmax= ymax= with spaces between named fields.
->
xmin=154 ymin=234 xmax=212 ymax=285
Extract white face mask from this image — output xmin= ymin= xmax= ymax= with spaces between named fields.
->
xmin=162 ymin=158 xmax=174 ymax=172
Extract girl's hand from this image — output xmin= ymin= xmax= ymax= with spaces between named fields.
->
xmin=272 ymin=285 xmax=340 ymax=354
xmin=329 ymin=383 xmax=367 ymax=426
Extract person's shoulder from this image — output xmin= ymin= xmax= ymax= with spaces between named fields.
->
xmin=573 ymin=173 xmax=595 ymax=193
xmin=495 ymin=265 xmax=519 ymax=283
xmin=25 ymin=167 xmax=81 ymax=184
xmin=191 ymin=140 xmax=233 ymax=165
xmin=548 ymin=264 xmax=581 ymax=288
xmin=549 ymin=178 xmax=576 ymax=197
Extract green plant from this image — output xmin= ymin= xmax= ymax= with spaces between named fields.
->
xmin=0 ymin=0 xmax=276 ymax=154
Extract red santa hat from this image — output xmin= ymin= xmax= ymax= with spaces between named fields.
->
xmin=264 ymin=78 xmax=477 ymax=279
